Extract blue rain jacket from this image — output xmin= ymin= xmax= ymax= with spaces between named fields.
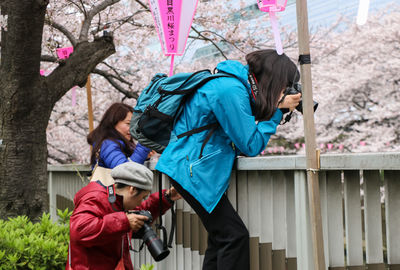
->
xmin=156 ymin=60 xmax=283 ymax=213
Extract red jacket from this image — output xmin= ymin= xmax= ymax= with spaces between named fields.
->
xmin=66 ymin=182 xmax=172 ymax=270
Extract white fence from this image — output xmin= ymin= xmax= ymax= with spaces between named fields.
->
xmin=48 ymin=152 xmax=400 ymax=270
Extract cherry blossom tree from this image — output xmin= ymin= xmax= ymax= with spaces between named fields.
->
xmin=0 ymin=0 xmax=277 ymax=219
xmin=0 ymin=0 xmax=144 ymax=219
xmin=1 ymin=0 xmax=398 ymax=220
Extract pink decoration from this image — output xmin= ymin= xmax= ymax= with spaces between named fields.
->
xmin=294 ymin=143 xmax=300 ymax=149
xmin=40 ymin=69 xmax=46 ymax=76
xmin=302 ymin=143 xmax=305 ymax=149
xmin=56 ymin=47 xmax=76 ymax=107
xmin=148 ymin=0 xmax=198 ymax=76
xmin=56 ymin=47 xmax=74 ymax=59
xmin=360 ymin=141 xmax=366 ymax=146
xmin=339 ymin=144 xmax=344 ymax=150
xmin=279 ymin=146 xmax=285 ymax=153
xmin=319 ymin=143 xmax=325 ymax=149
xmin=327 ymin=143 xmax=333 ymax=150
xmin=71 ymin=86 xmax=77 ymax=107
xmin=257 ymin=0 xmax=287 ymax=12
xmin=257 ymin=0 xmax=287 ymax=55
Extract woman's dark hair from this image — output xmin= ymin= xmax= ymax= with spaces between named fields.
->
xmin=87 ymin=103 xmax=135 ymax=165
xmin=246 ymin=49 xmax=299 ymax=121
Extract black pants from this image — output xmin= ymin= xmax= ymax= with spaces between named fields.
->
xmin=170 ymin=179 xmax=250 ymax=270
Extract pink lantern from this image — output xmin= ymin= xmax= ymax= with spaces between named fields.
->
xmin=56 ymin=47 xmax=76 ymax=106
xmin=148 ymin=0 xmax=199 ymax=76
xmin=257 ymin=0 xmax=287 ymax=55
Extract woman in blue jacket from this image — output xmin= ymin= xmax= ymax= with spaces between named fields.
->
xmin=88 ymin=103 xmax=151 ymax=168
xmin=156 ymin=49 xmax=301 ymax=270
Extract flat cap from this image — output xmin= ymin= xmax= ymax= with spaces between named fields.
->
xmin=111 ymin=162 xmax=153 ymax=190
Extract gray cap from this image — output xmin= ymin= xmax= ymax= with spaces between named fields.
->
xmin=111 ymin=162 xmax=153 ymax=190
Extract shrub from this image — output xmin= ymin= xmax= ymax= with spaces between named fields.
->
xmin=0 ymin=210 xmax=155 ymax=270
xmin=0 ymin=209 xmax=71 ymax=270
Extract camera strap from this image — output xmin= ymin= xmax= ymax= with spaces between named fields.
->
xmin=155 ymin=173 xmax=175 ymax=249
xmin=248 ymin=73 xmax=259 ymax=101
xmin=107 ymin=184 xmax=119 ymax=212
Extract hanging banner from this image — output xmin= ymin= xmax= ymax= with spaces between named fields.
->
xmin=56 ymin=47 xmax=77 ymax=107
xmin=356 ymin=0 xmax=370 ymax=25
xmin=257 ymin=0 xmax=287 ymax=55
xmin=148 ymin=0 xmax=199 ymax=76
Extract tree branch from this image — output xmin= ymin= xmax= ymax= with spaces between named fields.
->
xmin=45 ymin=35 xmax=116 ymax=104
xmin=134 ymin=0 xmax=150 ymax=11
xmin=41 ymin=54 xmax=58 ymax=62
xmin=92 ymin=68 xmax=138 ymax=99
xmin=45 ymin=18 xmax=77 ymax=46
xmin=100 ymin=62 xmax=134 ymax=85
xmin=79 ymin=0 xmax=121 ymax=41
xmin=190 ymin=26 xmax=228 ymax=60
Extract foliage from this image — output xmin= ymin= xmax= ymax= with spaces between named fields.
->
xmin=140 ymin=263 xmax=155 ymax=270
xmin=0 ymin=209 xmax=71 ymax=270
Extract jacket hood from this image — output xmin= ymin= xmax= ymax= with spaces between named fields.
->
xmin=216 ymin=60 xmax=254 ymax=103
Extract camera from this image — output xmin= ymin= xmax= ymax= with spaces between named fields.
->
xmin=283 ymin=83 xmax=318 ymax=114
xmin=127 ymin=210 xmax=170 ymax=261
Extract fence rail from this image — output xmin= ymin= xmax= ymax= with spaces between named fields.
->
xmin=48 ymin=152 xmax=400 ymax=270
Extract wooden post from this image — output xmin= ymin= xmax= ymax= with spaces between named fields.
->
xmin=295 ymin=0 xmax=326 ymax=269
xmin=86 ymin=75 xmax=94 ymax=133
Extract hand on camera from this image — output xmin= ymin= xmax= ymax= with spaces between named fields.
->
xmin=278 ymin=93 xmax=301 ymax=112
xmin=126 ymin=213 xmax=149 ymax=232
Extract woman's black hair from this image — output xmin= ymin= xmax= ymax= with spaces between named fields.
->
xmin=246 ymin=49 xmax=299 ymax=121
xmin=115 ymin=183 xmax=146 ymax=196
xmin=87 ymin=103 xmax=135 ymax=165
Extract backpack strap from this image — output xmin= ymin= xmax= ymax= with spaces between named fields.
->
xmin=176 ymin=123 xmax=218 ymax=139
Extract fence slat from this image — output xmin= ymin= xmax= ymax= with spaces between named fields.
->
xmin=227 ymin=170 xmax=237 ymax=210
xmin=326 ymin=171 xmax=345 ymax=268
xmin=285 ymin=171 xmax=297 ymax=261
xmin=294 ymin=170 xmax=314 ymax=270
xmin=272 ymin=171 xmax=286 ymax=250
xmin=385 ymin=170 xmax=400 ymax=265
xmin=363 ymin=170 xmax=384 ymax=265
xmin=272 ymin=171 xmax=287 ymax=270
xmin=237 ymin=171 xmax=249 ymax=228
xmin=318 ymin=171 xmax=330 ymax=270
xmin=248 ymin=171 xmax=260 ymax=270
xmin=259 ymin=171 xmax=273 ymax=270
xmin=344 ymin=171 xmax=364 ymax=267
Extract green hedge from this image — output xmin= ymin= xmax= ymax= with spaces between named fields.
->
xmin=0 ymin=210 xmax=155 ymax=270
xmin=0 ymin=209 xmax=71 ymax=270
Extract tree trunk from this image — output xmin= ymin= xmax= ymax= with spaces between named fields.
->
xmin=0 ymin=85 xmax=52 ymax=220
xmin=0 ymin=0 xmax=115 ymax=220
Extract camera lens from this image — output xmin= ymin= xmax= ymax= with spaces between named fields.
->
xmin=142 ymin=224 xmax=170 ymax=261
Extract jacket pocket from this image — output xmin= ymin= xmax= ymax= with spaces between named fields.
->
xmin=188 ymin=149 xmax=234 ymax=210
xmin=189 ymin=149 xmax=222 ymax=177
